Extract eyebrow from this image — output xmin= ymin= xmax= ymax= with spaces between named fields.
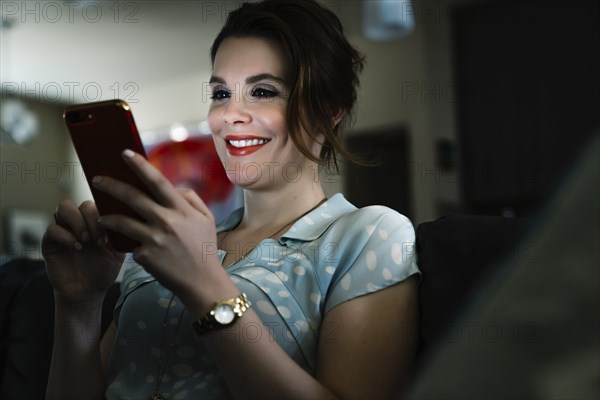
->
xmin=209 ymin=73 xmax=287 ymax=86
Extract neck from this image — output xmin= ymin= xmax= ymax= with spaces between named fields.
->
xmin=239 ymin=182 xmax=326 ymax=233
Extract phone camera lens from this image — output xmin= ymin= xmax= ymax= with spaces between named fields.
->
xmin=67 ymin=112 xmax=82 ymax=123
xmin=66 ymin=112 xmax=95 ymax=124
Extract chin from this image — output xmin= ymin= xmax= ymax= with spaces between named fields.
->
xmin=224 ymin=169 xmax=262 ymax=189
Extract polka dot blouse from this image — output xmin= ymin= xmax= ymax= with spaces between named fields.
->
xmin=105 ymin=193 xmax=420 ymax=399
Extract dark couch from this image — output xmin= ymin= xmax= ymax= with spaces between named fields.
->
xmin=0 ymin=215 xmax=530 ymax=400
xmin=0 ymin=258 xmax=121 ymax=400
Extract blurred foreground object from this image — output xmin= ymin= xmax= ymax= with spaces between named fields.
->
xmin=408 ymin=133 xmax=600 ymax=399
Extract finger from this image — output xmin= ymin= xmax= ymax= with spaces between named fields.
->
xmin=121 ymin=149 xmax=188 ymax=209
xmin=98 ymin=214 xmax=156 ymax=247
xmin=79 ymin=200 xmax=108 ymax=246
xmin=44 ymin=223 xmax=84 ymax=251
xmin=92 ymin=175 xmax=167 ymax=223
xmin=56 ymin=199 xmax=89 ymax=243
xmin=177 ymin=188 xmax=212 ymax=216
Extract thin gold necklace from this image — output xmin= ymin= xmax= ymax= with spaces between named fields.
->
xmin=219 ymin=197 xmax=327 ymax=269
xmin=149 ymin=293 xmax=186 ymax=400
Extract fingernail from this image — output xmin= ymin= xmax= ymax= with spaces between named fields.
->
xmin=92 ymin=176 xmax=103 ymax=185
xmin=74 ymin=242 xmax=83 ymax=251
xmin=81 ymin=231 xmax=91 ymax=242
xmin=97 ymin=237 xmax=108 ymax=246
xmin=123 ymin=149 xmax=135 ymax=158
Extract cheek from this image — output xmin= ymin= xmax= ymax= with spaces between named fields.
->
xmin=258 ymin=104 xmax=288 ymax=135
xmin=210 ymin=134 xmax=227 ymax=162
xmin=207 ymin=108 xmax=220 ymax=134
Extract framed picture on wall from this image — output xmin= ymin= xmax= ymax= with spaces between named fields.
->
xmin=2 ymin=208 xmax=50 ymax=260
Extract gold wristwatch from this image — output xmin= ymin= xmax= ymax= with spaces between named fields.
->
xmin=193 ymin=293 xmax=251 ymax=336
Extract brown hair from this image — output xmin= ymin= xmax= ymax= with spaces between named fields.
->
xmin=210 ymin=0 xmax=365 ymax=173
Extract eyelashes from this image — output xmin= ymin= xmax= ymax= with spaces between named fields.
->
xmin=251 ymin=87 xmax=278 ymax=98
xmin=210 ymin=84 xmax=281 ymax=102
xmin=210 ymin=89 xmax=230 ymax=101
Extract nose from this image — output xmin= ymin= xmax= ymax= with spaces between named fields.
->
xmin=222 ymin=94 xmax=252 ymax=125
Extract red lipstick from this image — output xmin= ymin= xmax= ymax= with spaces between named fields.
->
xmin=224 ymin=135 xmax=270 ymax=157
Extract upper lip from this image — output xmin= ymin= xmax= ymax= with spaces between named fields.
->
xmin=224 ymin=135 xmax=270 ymax=141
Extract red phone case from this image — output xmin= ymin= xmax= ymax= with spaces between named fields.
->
xmin=64 ymin=99 xmax=151 ymax=252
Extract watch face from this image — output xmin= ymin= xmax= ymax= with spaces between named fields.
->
xmin=214 ymin=304 xmax=235 ymax=324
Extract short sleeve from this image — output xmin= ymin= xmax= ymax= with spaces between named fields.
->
xmin=324 ymin=207 xmax=420 ymax=313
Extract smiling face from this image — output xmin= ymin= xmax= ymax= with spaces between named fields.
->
xmin=207 ymin=37 xmax=320 ymax=189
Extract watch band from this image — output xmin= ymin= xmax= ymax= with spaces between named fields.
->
xmin=193 ymin=293 xmax=251 ymax=336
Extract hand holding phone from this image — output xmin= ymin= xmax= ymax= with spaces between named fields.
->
xmin=64 ymin=99 xmax=152 ymax=252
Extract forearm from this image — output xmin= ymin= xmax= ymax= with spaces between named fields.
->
xmin=175 ymin=260 xmax=339 ymax=399
xmin=202 ymin=310 xmax=339 ymax=400
xmin=46 ymin=295 xmax=107 ymax=400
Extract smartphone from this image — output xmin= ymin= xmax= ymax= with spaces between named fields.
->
xmin=64 ymin=99 xmax=152 ymax=252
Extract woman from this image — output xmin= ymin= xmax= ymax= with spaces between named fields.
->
xmin=43 ymin=1 xmax=420 ymax=399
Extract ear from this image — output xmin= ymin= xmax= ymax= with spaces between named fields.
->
xmin=309 ymin=132 xmax=325 ymax=157
xmin=332 ymin=109 xmax=346 ymax=127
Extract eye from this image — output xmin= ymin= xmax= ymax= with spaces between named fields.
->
xmin=210 ymin=89 xmax=230 ymax=101
xmin=251 ymin=87 xmax=278 ymax=99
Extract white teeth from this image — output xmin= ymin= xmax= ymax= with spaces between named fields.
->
xmin=229 ymin=139 xmax=268 ymax=148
